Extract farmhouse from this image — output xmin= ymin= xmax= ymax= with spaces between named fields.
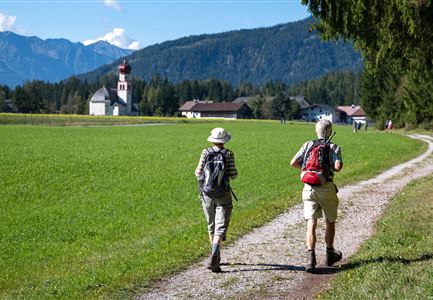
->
xmin=179 ymin=100 xmax=252 ymax=119
xmin=89 ymin=60 xmax=138 ymax=116
xmin=3 ymin=99 xmax=16 ymax=112
xmin=337 ymin=105 xmax=367 ymax=124
xmin=301 ymin=104 xmax=342 ymax=123
xmin=289 ymin=95 xmax=311 ymax=109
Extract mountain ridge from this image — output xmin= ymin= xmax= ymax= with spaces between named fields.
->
xmin=79 ymin=17 xmax=362 ymax=86
xmin=0 ymin=31 xmax=133 ymax=86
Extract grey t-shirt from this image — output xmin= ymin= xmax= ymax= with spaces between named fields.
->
xmin=292 ymin=139 xmax=343 ymax=181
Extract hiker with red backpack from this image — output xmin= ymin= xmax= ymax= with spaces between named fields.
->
xmin=290 ymin=119 xmax=343 ymax=273
xmin=195 ymin=127 xmax=238 ymax=273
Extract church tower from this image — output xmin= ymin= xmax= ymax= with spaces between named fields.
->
xmin=117 ymin=59 xmax=132 ymax=115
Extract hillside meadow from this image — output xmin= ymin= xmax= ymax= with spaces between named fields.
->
xmin=0 ymin=121 xmax=426 ymax=299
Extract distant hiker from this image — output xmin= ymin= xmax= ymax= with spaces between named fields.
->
xmin=290 ymin=119 xmax=343 ymax=273
xmin=352 ymin=120 xmax=357 ymax=133
xmin=387 ymin=119 xmax=393 ymax=133
xmin=385 ymin=120 xmax=389 ymax=132
xmin=195 ymin=127 xmax=238 ymax=273
xmin=364 ymin=122 xmax=368 ymax=131
xmin=279 ymin=112 xmax=286 ymax=124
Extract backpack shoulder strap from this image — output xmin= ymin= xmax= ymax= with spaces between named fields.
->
xmin=304 ymin=140 xmax=317 ymax=155
xmin=205 ymin=147 xmax=215 ymax=156
xmin=203 ymin=147 xmax=214 ymax=162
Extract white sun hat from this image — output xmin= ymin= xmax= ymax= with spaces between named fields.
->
xmin=207 ymin=127 xmax=231 ymax=144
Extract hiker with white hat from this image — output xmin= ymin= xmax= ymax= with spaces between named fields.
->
xmin=195 ymin=127 xmax=238 ymax=272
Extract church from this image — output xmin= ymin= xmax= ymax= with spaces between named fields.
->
xmin=89 ymin=60 xmax=137 ymax=116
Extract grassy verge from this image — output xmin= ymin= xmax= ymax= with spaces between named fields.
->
xmin=0 ymin=122 xmax=426 ymax=299
xmin=320 ymin=175 xmax=433 ymax=299
xmin=0 ymin=113 xmax=280 ymax=126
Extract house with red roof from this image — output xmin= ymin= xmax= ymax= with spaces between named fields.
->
xmin=337 ymin=105 xmax=367 ymax=124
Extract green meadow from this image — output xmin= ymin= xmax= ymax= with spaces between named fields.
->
xmin=0 ymin=121 xmax=426 ymax=299
xmin=321 ymin=174 xmax=433 ymax=299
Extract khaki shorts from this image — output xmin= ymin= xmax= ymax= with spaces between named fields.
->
xmin=302 ymin=181 xmax=339 ymax=222
xmin=201 ymin=192 xmax=233 ymax=240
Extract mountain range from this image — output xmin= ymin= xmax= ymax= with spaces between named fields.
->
xmin=0 ymin=17 xmax=362 ymax=88
xmin=0 ymin=31 xmax=133 ymax=87
xmin=80 ymin=17 xmax=362 ymax=86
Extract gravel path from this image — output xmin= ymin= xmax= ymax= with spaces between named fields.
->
xmin=137 ymin=134 xmax=433 ymax=300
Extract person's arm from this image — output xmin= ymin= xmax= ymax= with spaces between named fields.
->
xmin=290 ymin=143 xmax=307 ymax=170
xmin=331 ymin=144 xmax=343 ymax=172
xmin=334 ymin=160 xmax=343 ymax=172
xmin=227 ymin=151 xmax=238 ymax=179
xmin=290 ymin=156 xmax=302 ymax=170
xmin=195 ymin=149 xmax=207 ymax=178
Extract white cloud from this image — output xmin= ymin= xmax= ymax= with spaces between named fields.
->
xmin=0 ymin=13 xmax=20 ymax=32
xmin=83 ymin=28 xmax=141 ymax=50
xmin=103 ymin=0 xmax=122 ymax=11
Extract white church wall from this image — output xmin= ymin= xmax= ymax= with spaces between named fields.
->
xmin=113 ymin=106 xmax=119 ymax=116
xmin=90 ymin=102 xmax=108 ymax=116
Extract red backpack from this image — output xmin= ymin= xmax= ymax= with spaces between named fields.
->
xmin=301 ymin=139 xmax=331 ymax=185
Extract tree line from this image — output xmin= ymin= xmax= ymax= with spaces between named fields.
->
xmin=0 ymin=70 xmax=360 ymax=120
xmin=302 ymin=0 xmax=433 ymax=129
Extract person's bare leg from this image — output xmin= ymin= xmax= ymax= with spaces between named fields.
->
xmin=325 ymin=219 xmax=342 ymax=266
xmin=325 ymin=219 xmax=335 ymax=248
xmin=306 ymin=218 xmax=317 ymax=250
xmin=305 ymin=218 xmax=317 ymax=272
xmin=212 ymin=235 xmax=222 ymax=248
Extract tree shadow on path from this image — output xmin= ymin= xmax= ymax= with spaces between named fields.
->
xmin=340 ymin=252 xmax=433 ymax=271
xmin=220 ymin=253 xmax=432 ymax=275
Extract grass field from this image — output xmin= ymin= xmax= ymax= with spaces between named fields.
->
xmin=0 ymin=121 xmax=426 ymax=299
xmin=0 ymin=113 xmax=190 ymax=126
xmin=320 ymin=175 xmax=433 ymax=299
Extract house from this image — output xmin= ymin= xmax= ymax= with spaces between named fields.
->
xmin=179 ymin=100 xmax=251 ymax=119
xmin=3 ymin=99 xmax=17 ymax=112
xmin=289 ymin=95 xmax=311 ymax=109
xmin=337 ymin=105 xmax=367 ymax=124
xmin=89 ymin=59 xmax=138 ymax=116
xmin=301 ymin=104 xmax=342 ymax=123
xmin=178 ymin=100 xmax=212 ymax=118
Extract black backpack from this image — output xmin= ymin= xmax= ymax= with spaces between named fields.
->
xmin=200 ymin=148 xmax=230 ymax=197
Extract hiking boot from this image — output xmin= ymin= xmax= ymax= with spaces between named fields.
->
xmin=207 ymin=252 xmax=221 ymax=272
xmin=206 ymin=252 xmax=221 ymax=268
xmin=305 ymin=250 xmax=316 ymax=273
xmin=325 ymin=248 xmax=342 ymax=266
xmin=210 ymin=254 xmax=222 ymax=273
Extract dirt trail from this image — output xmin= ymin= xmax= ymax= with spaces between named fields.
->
xmin=137 ymin=134 xmax=433 ymax=300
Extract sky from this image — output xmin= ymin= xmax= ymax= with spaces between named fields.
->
xmin=0 ymin=0 xmax=311 ymax=50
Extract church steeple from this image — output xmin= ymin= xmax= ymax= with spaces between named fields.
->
xmin=117 ymin=59 xmax=132 ymax=115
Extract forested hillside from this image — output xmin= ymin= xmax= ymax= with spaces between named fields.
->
xmin=303 ymin=0 xmax=433 ymax=129
xmin=79 ymin=17 xmax=362 ymax=85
